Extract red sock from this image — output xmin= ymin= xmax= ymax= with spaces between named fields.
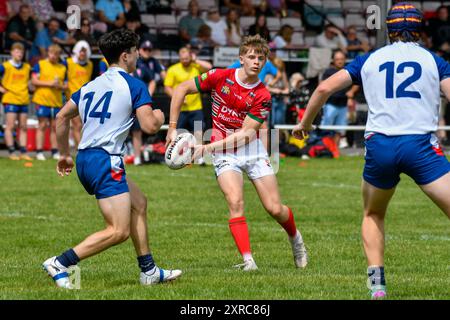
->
xmin=228 ymin=217 xmax=251 ymax=256
xmin=279 ymin=207 xmax=297 ymax=237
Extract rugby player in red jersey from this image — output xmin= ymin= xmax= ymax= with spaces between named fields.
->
xmin=166 ymin=35 xmax=308 ymax=270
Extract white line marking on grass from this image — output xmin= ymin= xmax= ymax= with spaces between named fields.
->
xmin=309 ymin=182 xmax=359 ymax=190
xmin=0 ymin=212 xmax=62 ymax=221
xmin=420 ymin=234 xmax=450 ymax=241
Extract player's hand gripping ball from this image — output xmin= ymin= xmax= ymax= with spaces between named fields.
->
xmin=165 ymin=132 xmax=196 ymax=170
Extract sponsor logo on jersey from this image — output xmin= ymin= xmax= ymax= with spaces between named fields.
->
xmin=221 ymin=105 xmax=241 ymax=117
xmin=208 ymin=69 xmax=216 ymax=75
xmin=221 ymin=86 xmax=230 ymax=95
xmin=249 ymin=92 xmax=255 ymax=98
xmin=233 ymin=93 xmax=242 ymax=100
xmin=201 ymin=73 xmax=208 ymax=81
xmin=225 ymin=78 xmax=234 ymax=85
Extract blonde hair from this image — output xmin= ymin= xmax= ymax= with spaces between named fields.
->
xmin=48 ymin=44 xmax=62 ymax=54
xmin=11 ymin=42 xmax=25 ymax=52
xmin=239 ymin=34 xmax=270 ymax=58
xmin=179 ymin=46 xmax=191 ymax=55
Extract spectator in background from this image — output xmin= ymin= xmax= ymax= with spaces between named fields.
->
xmin=6 ymin=0 xmax=23 ymax=18
xmin=190 ymin=24 xmax=216 ymax=56
xmin=226 ymin=8 xmax=242 ymax=46
xmin=206 ymin=7 xmax=228 ymax=46
xmin=164 ymin=47 xmax=212 ymax=164
xmin=285 ymin=0 xmax=301 ymax=17
xmin=98 ymin=56 xmax=109 ymax=75
xmin=315 ymin=24 xmax=348 ymax=54
xmin=5 ymin=4 xmax=37 ymax=53
xmin=125 ymin=16 xmax=150 ymax=40
xmin=255 ymin=0 xmax=273 ymax=17
xmin=272 ymin=24 xmax=295 ymax=59
xmin=95 ymin=0 xmax=126 ymax=31
xmin=248 ymin=14 xmax=271 ymax=42
xmin=24 ymin=0 xmax=54 ymax=29
xmin=220 ymin=0 xmax=241 ymax=14
xmin=266 ymin=57 xmax=290 ymax=126
xmin=130 ymin=40 xmax=166 ymax=165
xmin=179 ymin=0 xmax=205 ymax=44
xmin=320 ymin=50 xmax=358 ymax=149
xmin=65 ymin=40 xmax=93 ymax=149
xmin=68 ymin=0 xmax=95 ymax=20
xmin=267 ymin=0 xmax=288 ymax=18
xmin=345 ymin=25 xmax=370 ymax=59
xmin=30 ymin=18 xmax=70 ymax=63
xmin=73 ymin=18 xmax=99 ymax=52
xmin=123 ymin=0 xmax=141 ymax=22
xmin=0 ymin=0 xmax=8 ymax=37
xmin=0 ymin=42 xmax=32 ymax=160
xmin=31 ymin=44 xmax=68 ymax=161
xmin=424 ymin=5 xmax=450 ymax=53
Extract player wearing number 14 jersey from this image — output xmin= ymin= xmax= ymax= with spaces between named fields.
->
xmin=166 ymin=35 xmax=308 ymax=271
xmin=293 ymin=2 xmax=450 ymax=299
xmin=42 ymin=29 xmax=182 ymax=289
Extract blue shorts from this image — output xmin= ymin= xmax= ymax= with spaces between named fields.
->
xmin=364 ymin=133 xmax=450 ymax=189
xmin=76 ymin=148 xmax=129 ymax=199
xmin=36 ymin=105 xmax=61 ymax=119
xmin=177 ymin=110 xmax=204 ymax=132
xmin=4 ymin=104 xmax=28 ymax=113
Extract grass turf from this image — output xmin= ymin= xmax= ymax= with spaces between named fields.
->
xmin=0 ymin=156 xmax=448 ymax=300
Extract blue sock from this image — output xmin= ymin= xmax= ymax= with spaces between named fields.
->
xmin=20 ymin=146 xmax=27 ymax=154
xmin=56 ymin=249 xmax=80 ymax=268
xmin=137 ymin=254 xmax=155 ymax=273
xmin=36 ymin=149 xmax=43 ymax=154
xmin=7 ymin=146 xmax=15 ymax=154
xmin=367 ymin=266 xmax=386 ymax=287
xmin=51 ymin=148 xmax=58 ymax=155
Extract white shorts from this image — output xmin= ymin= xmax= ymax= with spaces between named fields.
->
xmin=212 ymin=139 xmax=274 ymax=180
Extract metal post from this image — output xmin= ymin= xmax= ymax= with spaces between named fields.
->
xmin=375 ymin=0 xmax=392 ymax=48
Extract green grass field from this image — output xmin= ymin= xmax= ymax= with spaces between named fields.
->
xmin=0 ymin=156 xmax=448 ymax=300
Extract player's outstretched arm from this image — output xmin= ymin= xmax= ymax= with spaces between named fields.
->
xmin=292 ymin=69 xmax=353 ymax=140
xmin=55 ymin=100 xmax=79 ymax=176
xmin=166 ymin=79 xmax=199 ymax=147
xmin=136 ymin=105 xmax=165 ymax=135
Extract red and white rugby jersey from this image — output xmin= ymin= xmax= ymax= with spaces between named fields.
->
xmin=195 ymin=68 xmax=272 ymax=142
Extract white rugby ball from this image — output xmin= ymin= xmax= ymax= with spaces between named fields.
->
xmin=165 ymin=132 xmax=196 ymax=170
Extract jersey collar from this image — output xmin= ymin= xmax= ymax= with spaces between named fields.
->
xmin=235 ymin=68 xmax=261 ymax=89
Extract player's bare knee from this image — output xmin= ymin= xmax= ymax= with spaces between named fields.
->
xmin=364 ymin=209 xmax=385 ymax=220
xmin=111 ymin=228 xmax=130 ymax=244
xmin=266 ymin=202 xmax=283 ymax=218
xmin=133 ymin=195 xmax=147 ymax=215
xmin=19 ymin=124 xmax=27 ymax=132
xmin=227 ymin=196 xmax=244 ymax=213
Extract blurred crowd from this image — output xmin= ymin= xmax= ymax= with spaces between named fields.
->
xmin=1 ymin=0 xmax=450 ymax=161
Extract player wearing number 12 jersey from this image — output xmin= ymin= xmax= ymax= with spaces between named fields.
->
xmin=42 ymin=29 xmax=182 ymax=288
xmin=293 ymin=2 xmax=450 ymax=299
xmin=166 ymin=35 xmax=308 ymax=271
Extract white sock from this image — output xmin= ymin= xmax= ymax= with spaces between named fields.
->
xmin=243 ymin=253 xmax=253 ymax=261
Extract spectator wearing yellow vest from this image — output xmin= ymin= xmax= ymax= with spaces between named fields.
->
xmin=65 ymin=40 xmax=93 ymax=149
xmin=164 ymin=47 xmax=212 ymax=164
xmin=0 ymin=42 xmax=32 ymax=160
xmin=31 ymin=44 xmax=67 ymax=160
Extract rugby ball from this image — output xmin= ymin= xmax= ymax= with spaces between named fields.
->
xmin=165 ymin=133 xmax=196 ymax=170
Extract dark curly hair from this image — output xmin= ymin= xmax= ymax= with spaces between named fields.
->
xmin=98 ymin=29 xmax=139 ymax=65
